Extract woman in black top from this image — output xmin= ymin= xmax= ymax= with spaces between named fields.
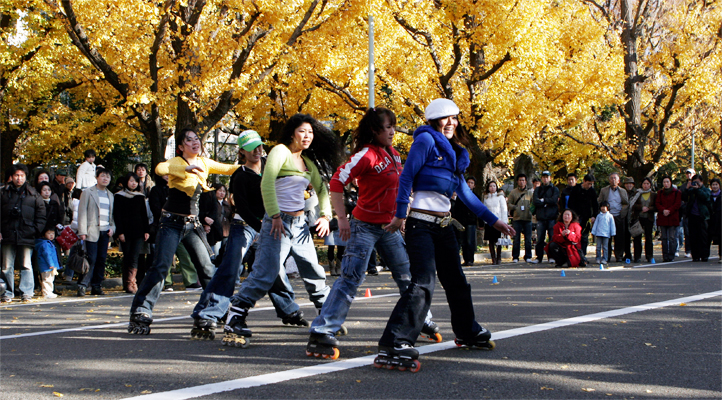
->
xmin=113 ymin=173 xmax=150 ymax=293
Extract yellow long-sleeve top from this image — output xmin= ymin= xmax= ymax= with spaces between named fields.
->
xmin=155 ymin=156 xmax=239 ymax=215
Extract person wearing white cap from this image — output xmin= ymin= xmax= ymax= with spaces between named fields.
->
xmin=374 ymin=98 xmax=515 ymax=369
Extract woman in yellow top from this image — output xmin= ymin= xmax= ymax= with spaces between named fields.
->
xmin=128 ymin=128 xmax=239 ymax=335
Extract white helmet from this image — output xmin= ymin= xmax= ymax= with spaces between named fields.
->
xmin=425 ymin=98 xmax=460 ymax=121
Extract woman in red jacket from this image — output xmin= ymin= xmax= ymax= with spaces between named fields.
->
xmin=655 ymin=176 xmax=682 ymax=262
xmin=547 ymin=209 xmax=584 ymax=268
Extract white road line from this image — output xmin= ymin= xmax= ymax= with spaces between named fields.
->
xmin=122 ymin=290 xmax=722 ymax=400
xmin=633 ymin=256 xmax=719 ymax=268
xmin=0 ymin=293 xmax=402 ymax=340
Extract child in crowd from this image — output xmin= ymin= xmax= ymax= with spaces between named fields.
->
xmin=591 ymin=201 xmax=616 ymax=265
xmin=35 ymin=228 xmax=61 ymax=299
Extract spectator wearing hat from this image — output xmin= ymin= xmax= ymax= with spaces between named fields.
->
xmin=531 ymin=171 xmax=559 ymax=264
xmin=76 ymin=149 xmax=97 ymax=190
xmin=597 ymin=172 xmax=629 ymax=262
xmin=679 ymin=168 xmax=696 ymax=257
xmin=567 ymin=174 xmax=599 ymax=256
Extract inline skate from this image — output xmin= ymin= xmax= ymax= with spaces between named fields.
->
xmin=127 ymin=313 xmax=152 ymax=335
xmin=221 ymin=305 xmax=251 ymax=348
xmin=454 ymin=327 xmax=495 ymax=350
xmin=281 ymin=310 xmax=309 ymax=327
xmin=419 ymin=320 xmax=442 ymax=342
xmin=315 ymin=307 xmax=348 ymax=336
xmin=190 ymin=318 xmax=217 ymax=340
xmin=305 ymin=332 xmax=340 ymax=360
xmin=373 ymin=344 xmax=421 ymax=372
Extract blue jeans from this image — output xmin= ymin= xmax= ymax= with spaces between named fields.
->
xmin=596 ymin=237 xmax=610 ymax=263
xmin=512 ymin=220 xmax=532 ymax=260
xmin=535 ymin=219 xmax=555 ymax=261
xmin=379 ymin=217 xmax=483 ymax=347
xmin=192 ymin=223 xmax=297 ymax=321
xmin=79 ymin=233 xmax=110 ymax=289
xmin=1 ymin=244 xmax=34 ymax=298
xmin=130 ymin=216 xmax=216 ymax=318
xmin=311 ymin=219 xmax=412 ymax=336
xmin=232 ymin=213 xmax=329 ymax=310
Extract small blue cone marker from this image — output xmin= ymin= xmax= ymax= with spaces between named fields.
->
xmin=599 ymin=264 xmax=604 ymax=270
xmin=625 ymin=259 xmax=631 ymax=264
xmin=651 ymin=258 xmax=656 ymax=264
xmin=560 ymin=270 xmax=566 ymax=277
xmin=491 ymin=276 xmax=498 ymax=284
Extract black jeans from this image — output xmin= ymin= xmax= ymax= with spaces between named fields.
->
xmin=633 ymin=218 xmax=654 ymax=261
xmin=609 ymin=215 xmax=630 ymax=261
xmin=688 ymin=214 xmax=710 ymax=261
xmin=379 ymin=217 xmax=483 ymax=347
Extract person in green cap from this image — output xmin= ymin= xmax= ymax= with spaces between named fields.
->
xmin=189 ymin=130 xmax=301 ymax=340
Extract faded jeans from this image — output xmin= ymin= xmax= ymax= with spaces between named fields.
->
xmin=1 ymin=244 xmax=34 ymax=298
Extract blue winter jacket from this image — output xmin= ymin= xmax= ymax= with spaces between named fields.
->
xmin=395 ymin=125 xmax=499 ymax=226
xmin=34 ymin=239 xmax=60 ymax=273
xmin=591 ymin=212 xmax=616 ymax=238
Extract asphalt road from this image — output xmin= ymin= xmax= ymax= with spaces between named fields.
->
xmin=1 ymin=258 xmax=720 ymax=400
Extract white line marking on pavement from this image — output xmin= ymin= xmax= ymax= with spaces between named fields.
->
xmin=633 ymin=256 xmax=719 ymax=268
xmin=0 ymin=293 xmax=402 ymax=340
xmin=122 ymin=290 xmax=722 ymax=400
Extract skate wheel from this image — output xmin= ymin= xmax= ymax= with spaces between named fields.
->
xmin=335 ymin=326 xmax=348 ymax=336
xmin=305 ymin=350 xmax=313 ymax=357
xmin=208 ymin=332 xmax=215 ymax=340
xmin=144 ymin=327 xmax=151 ymax=335
xmin=432 ymin=333 xmax=442 ymax=343
xmin=313 ymin=352 xmax=320 ymax=358
xmin=410 ymin=360 xmax=421 ymax=373
xmin=398 ymin=366 xmax=407 ymax=371
xmin=373 ymin=362 xmax=383 ymax=369
xmin=330 ymin=347 xmax=340 ymax=360
xmin=321 ymin=353 xmax=329 ymax=359
xmin=385 ymin=364 xmax=394 ymax=370
xmin=487 ymin=340 xmax=496 ymax=350
xmin=240 ymin=340 xmax=250 ymax=349
xmin=454 ymin=338 xmax=462 ymax=347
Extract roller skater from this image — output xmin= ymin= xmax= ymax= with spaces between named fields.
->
xmin=376 ymin=99 xmax=515 ymax=368
xmin=225 ymin=114 xmax=342 ymax=347
xmin=281 ymin=310 xmax=309 ymax=327
xmin=373 ymin=344 xmax=421 ymax=372
xmin=308 ymin=108 xmax=438 ymax=360
xmin=221 ymin=305 xmax=251 ymax=348
xmin=190 ymin=318 xmax=217 ymax=340
xmin=127 ymin=312 xmax=152 ymax=335
xmin=306 ymin=332 xmax=340 ymax=360
xmin=420 ymin=320 xmax=442 ymax=342
xmin=128 ymin=128 xmax=238 ymax=335
xmin=454 ymin=327 xmax=496 ymax=350
xmin=189 ymin=131 xmax=302 ymax=340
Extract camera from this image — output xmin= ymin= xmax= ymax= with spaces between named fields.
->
xmin=9 ymin=206 xmax=22 ymax=218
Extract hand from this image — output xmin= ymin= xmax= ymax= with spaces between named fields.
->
xmin=108 ymin=230 xmax=114 ymax=237
xmin=144 ymin=233 xmax=149 ymax=241
xmin=338 ymin=218 xmax=351 ymax=241
xmin=270 ymin=217 xmax=286 ymax=240
xmin=562 ymin=229 xmax=570 ymax=236
xmin=185 ymin=165 xmax=205 ymax=177
xmin=663 ymin=209 xmax=670 ymax=216
xmin=492 ymin=219 xmax=516 ymax=237
xmin=590 ymin=217 xmax=596 ymax=224
xmin=118 ymin=234 xmax=126 ymax=243
xmin=204 ymin=225 xmax=211 ymax=234
xmin=642 ymin=206 xmax=649 ymax=213
xmin=79 ymin=235 xmax=87 ymax=241
xmin=204 ymin=217 xmax=214 ymax=225
xmin=383 ymin=217 xmax=404 ymax=233
xmin=315 ymin=217 xmax=330 ymax=238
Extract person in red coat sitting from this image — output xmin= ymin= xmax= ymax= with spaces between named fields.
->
xmin=546 ymin=209 xmax=584 ymax=268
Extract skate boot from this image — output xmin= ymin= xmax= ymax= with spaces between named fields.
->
xmin=373 ymin=343 xmax=421 ymax=372
xmin=454 ymin=327 xmax=496 ymax=350
xmin=190 ymin=318 xmax=217 ymax=340
xmin=221 ymin=305 xmax=251 ymax=348
xmin=419 ymin=320 xmax=442 ymax=342
xmin=127 ymin=313 xmax=152 ymax=335
xmin=281 ymin=310 xmax=309 ymax=327
xmin=306 ymin=332 xmax=340 ymax=360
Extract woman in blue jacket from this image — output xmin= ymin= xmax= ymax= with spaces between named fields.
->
xmin=374 ymin=99 xmax=515 ymax=369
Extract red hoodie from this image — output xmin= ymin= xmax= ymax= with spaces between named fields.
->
xmin=330 ymin=144 xmax=402 ymax=224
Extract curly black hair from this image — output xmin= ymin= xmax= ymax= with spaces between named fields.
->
xmin=280 ymin=114 xmax=343 ymax=177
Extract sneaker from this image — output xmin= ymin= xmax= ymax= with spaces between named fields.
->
xmin=1 ymin=297 xmax=12 ymax=303
xmin=90 ymin=287 xmax=105 ymax=295
xmin=163 ymin=285 xmax=174 ymax=292
xmin=685 ymin=253 xmax=692 ymax=258
xmin=21 ymin=295 xmax=33 ymax=302
xmin=548 ymin=258 xmax=555 ymax=264
xmin=524 ymin=258 xmax=534 ymax=263
xmin=529 ymin=259 xmax=540 ymax=264
xmin=186 ymin=282 xmax=202 ymax=289
xmin=512 ymin=259 xmax=519 ymax=263
xmin=44 ymin=293 xmax=58 ymax=299
xmin=77 ymin=286 xmax=86 ymax=297
xmin=674 ymin=251 xmax=680 ymax=257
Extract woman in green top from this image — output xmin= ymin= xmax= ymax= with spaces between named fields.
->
xmin=223 ymin=114 xmax=343 ymax=346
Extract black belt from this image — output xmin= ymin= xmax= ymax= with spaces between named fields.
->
xmin=162 ymin=211 xmax=198 ymax=224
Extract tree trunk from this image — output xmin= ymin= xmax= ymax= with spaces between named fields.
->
xmin=621 ymin=0 xmax=645 ymax=182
